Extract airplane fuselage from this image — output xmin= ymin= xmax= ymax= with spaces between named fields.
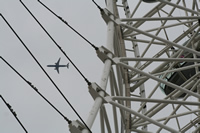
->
xmin=47 ymin=65 xmax=68 ymax=67
xmin=47 ymin=58 xmax=69 ymax=73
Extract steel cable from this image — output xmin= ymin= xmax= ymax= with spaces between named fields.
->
xmin=0 ymin=56 xmax=72 ymax=124
xmin=0 ymin=94 xmax=28 ymax=133
xmin=0 ymin=13 xmax=91 ymax=132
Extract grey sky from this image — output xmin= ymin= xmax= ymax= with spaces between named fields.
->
xmin=1 ymin=0 xmax=198 ymax=133
xmin=0 ymin=0 xmax=105 ymax=132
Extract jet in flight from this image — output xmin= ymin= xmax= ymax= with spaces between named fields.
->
xmin=47 ymin=58 xmax=69 ymax=74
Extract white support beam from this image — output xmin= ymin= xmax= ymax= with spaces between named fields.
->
xmin=132 ymin=109 xmax=200 ymax=128
xmin=129 ymin=26 xmax=200 ymax=90
xmin=124 ymin=20 xmax=197 ymax=37
xmin=113 ymin=60 xmax=200 ymax=99
xmin=109 ymin=73 xmax=119 ymax=133
xmin=112 ymin=96 xmax=200 ymax=106
xmin=100 ymin=106 xmax=112 ymax=133
xmin=121 ymin=16 xmax=200 ymax=22
xmin=124 ymin=38 xmax=165 ymax=45
xmin=131 ymin=128 xmax=152 ymax=133
xmin=130 ymin=2 xmax=168 ymax=29
xmin=82 ymin=0 xmax=115 ymax=132
xmin=192 ymin=125 xmax=200 ymax=133
xmin=120 ymin=23 xmax=200 ymax=56
xmin=105 ymin=97 xmax=180 ymax=133
xmin=100 ymin=108 xmax=105 ymax=133
xmin=130 ymin=66 xmax=200 ymax=82
xmin=157 ymin=0 xmax=200 ymax=15
xmin=132 ymin=77 xmax=200 ymax=125
xmin=117 ymin=57 xmax=200 ymax=62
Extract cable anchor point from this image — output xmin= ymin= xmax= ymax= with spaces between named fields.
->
xmin=92 ymin=0 xmax=103 ymax=12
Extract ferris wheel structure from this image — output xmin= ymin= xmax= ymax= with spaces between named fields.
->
xmin=69 ymin=0 xmax=200 ymax=133
xmin=1 ymin=0 xmax=200 ymax=133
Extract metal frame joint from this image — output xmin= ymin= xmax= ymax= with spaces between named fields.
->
xmin=88 ymin=82 xmax=109 ymax=103
xmin=68 ymin=120 xmax=87 ymax=133
xmin=101 ymin=8 xmax=121 ymax=25
xmin=96 ymin=46 xmax=115 ymax=63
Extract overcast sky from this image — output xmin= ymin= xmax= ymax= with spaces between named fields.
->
xmin=1 ymin=0 xmax=198 ymax=133
xmin=0 ymin=0 xmax=106 ymax=132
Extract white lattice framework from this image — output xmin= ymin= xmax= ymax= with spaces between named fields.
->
xmin=69 ymin=0 xmax=200 ymax=132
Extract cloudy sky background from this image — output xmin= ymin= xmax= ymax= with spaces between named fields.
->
xmin=0 ymin=0 xmax=196 ymax=133
xmin=0 ymin=0 xmax=107 ymax=132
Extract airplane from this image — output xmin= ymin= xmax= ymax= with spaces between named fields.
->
xmin=47 ymin=58 xmax=69 ymax=74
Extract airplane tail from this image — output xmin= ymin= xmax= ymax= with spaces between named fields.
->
xmin=66 ymin=63 xmax=69 ymax=68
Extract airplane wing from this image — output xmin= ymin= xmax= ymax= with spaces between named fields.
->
xmin=55 ymin=67 xmax=60 ymax=74
xmin=56 ymin=58 xmax=61 ymax=65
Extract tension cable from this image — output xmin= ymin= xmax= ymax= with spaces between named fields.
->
xmin=4 ymin=1 xmax=92 ymax=132
xmin=0 ymin=94 xmax=28 ymax=133
xmin=92 ymin=0 xmax=103 ymax=11
xmin=0 ymin=14 xmax=89 ymax=131
xmin=0 ymin=13 xmax=80 ymax=117
xmin=20 ymin=0 xmax=92 ymax=86
xmin=0 ymin=56 xmax=72 ymax=124
xmin=38 ymin=0 xmax=99 ymax=51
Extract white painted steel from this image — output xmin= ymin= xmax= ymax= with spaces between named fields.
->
xmin=121 ymin=16 xmax=200 ymax=22
xmin=82 ymin=0 xmax=115 ymax=132
xmin=117 ymin=57 xmax=200 ymax=62
xmin=108 ymin=100 xmax=180 ymax=133
xmin=122 ymin=0 xmax=148 ymax=131
xmin=115 ymin=61 xmax=200 ymax=99
xmin=112 ymin=96 xmax=200 ymax=106
xmin=72 ymin=1 xmax=200 ymax=133
xmin=132 ymin=109 xmax=200 ymax=128
xmin=120 ymin=23 xmax=200 ymax=56
xmin=157 ymin=0 xmax=200 ymax=14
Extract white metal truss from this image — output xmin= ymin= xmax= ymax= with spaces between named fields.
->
xmin=69 ymin=0 xmax=200 ymax=132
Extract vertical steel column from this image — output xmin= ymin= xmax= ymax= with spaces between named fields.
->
xmin=122 ymin=0 xmax=147 ymax=131
xmin=82 ymin=0 xmax=115 ymax=132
